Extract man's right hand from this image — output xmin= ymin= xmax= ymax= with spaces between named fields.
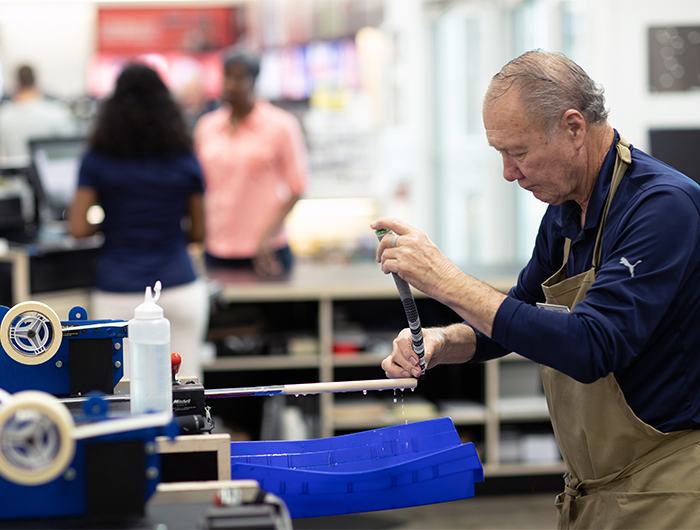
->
xmin=381 ymin=324 xmax=478 ymax=379
xmin=381 ymin=327 xmax=441 ymax=379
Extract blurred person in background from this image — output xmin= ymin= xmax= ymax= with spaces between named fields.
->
xmin=193 ymin=49 xmax=308 ymax=277
xmin=69 ymin=63 xmax=209 ymax=382
xmin=0 ymin=64 xmax=77 ymax=164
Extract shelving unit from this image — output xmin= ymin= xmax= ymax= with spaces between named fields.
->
xmin=0 ymin=245 xmax=95 ymax=318
xmin=203 ymin=262 xmax=565 ymax=478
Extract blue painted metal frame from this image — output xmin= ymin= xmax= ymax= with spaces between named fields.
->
xmin=0 ymin=305 xmax=126 ymax=395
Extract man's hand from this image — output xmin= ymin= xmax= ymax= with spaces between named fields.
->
xmin=381 ymin=327 xmax=442 ymax=379
xmin=371 ymin=217 xmax=507 ymax=339
xmin=372 ymin=217 xmax=462 ymax=303
xmin=253 ymin=246 xmax=283 ymax=276
xmin=381 ymin=324 xmax=478 ymax=379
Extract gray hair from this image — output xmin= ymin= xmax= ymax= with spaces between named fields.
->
xmin=485 ymin=50 xmax=609 ymax=136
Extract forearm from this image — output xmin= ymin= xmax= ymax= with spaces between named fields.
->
xmin=70 ymin=222 xmax=100 ymax=238
xmin=187 ymin=194 xmax=205 ymax=243
xmin=429 ymin=323 xmax=478 ymax=366
xmin=259 ymin=195 xmax=300 ymax=248
xmin=427 ymin=262 xmax=507 ymax=339
xmin=68 ymin=187 xmax=100 ymax=238
xmin=382 ymin=322 xmax=478 ymax=379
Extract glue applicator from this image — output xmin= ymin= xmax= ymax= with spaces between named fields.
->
xmin=128 ymin=281 xmax=173 ymax=415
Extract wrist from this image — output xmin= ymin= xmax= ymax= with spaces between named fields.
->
xmin=440 ymin=323 xmax=476 ymax=365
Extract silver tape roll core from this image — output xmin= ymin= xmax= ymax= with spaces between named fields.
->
xmin=0 ymin=391 xmax=76 ymax=485
xmin=0 ymin=301 xmax=63 ymax=365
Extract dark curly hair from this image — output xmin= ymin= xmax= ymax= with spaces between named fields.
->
xmin=89 ymin=63 xmax=192 ymax=157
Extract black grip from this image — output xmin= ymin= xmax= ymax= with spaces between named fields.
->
xmin=376 ymin=230 xmax=426 ymax=379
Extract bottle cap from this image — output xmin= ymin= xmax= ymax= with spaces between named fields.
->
xmin=134 ymin=281 xmax=164 ymax=319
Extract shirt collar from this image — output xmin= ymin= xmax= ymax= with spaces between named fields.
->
xmin=216 ymin=99 xmax=266 ymax=131
xmin=558 ymin=129 xmax=620 ymax=239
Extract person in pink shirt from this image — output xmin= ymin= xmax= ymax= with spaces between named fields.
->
xmin=193 ymin=50 xmax=308 ymax=276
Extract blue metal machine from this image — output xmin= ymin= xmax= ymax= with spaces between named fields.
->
xmin=0 ymin=301 xmax=127 ymax=396
xmin=0 ymin=390 xmax=176 ymax=520
xmin=0 ymin=300 xmax=181 ymax=522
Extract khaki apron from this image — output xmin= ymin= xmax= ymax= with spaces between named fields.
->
xmin=540 ymin=137 xmax=700 ymax=530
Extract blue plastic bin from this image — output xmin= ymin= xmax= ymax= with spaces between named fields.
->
xmin=229 ymin=417 xmax=484 ymax=518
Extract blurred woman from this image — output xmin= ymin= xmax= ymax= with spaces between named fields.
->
xmin=69 ymin=63 xmax=209 ymax=382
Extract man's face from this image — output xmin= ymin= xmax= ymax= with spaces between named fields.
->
xmin=483 ymin=90 xmax=582 ymax=206
xmin=223 ymin=62 xmax=255 ymax=108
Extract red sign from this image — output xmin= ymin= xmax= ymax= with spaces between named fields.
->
xmin=87 ymin=52 xmax=225 ymax=100
xmin=97 ymin=7 xmax=242 ymax=54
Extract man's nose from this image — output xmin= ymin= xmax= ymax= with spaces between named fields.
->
xmin=502 ymin=154 xmax=521 ymax=182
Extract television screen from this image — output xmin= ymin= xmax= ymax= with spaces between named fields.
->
xmin=28 ymin=137 xmax=87 ymax=222
xmin=649 ymin=129 xmax=700 ymax=185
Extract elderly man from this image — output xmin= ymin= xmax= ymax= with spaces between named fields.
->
xmin=373 ymin=50 xmax=700 ymax=529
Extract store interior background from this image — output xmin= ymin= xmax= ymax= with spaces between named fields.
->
xmin=1 ymin=0 xmax=699 ymax=270
xmin=0 ymin=0 xmax=700 ymax=507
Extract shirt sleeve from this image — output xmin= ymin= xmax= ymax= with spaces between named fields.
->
xmin=191 ymin=112 xmax=213 ymax=189
xmin=77 ymin=151 xmax=97 ymax=189
xmin=490 ymin=186 xmax=700 ymax=383
xmin=184 ymin=152 xmax=205 ymax=195
xmin=469 ymin=213 xmax=559 ymax=364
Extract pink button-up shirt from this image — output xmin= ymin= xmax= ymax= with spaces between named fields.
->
xmin=193 ymin=100 xmax=308 ymax=258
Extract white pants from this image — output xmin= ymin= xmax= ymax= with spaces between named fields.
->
xmin=91 ymin=278 xmax=210 ymax=383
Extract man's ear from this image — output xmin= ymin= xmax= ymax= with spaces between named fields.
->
xmin=562 ymin=109 xmax=586 ymax=149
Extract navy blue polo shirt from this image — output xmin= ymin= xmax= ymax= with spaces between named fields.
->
xmin=471 ymin=131 xmax=700 ymax=432
xmin=78 ymin=150 xmax=204 ymax=292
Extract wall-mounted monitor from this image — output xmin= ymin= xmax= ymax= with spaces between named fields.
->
xmin=649 ymin=128 xmax=700 ymax=185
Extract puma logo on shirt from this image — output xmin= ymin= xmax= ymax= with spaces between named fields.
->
xmin=620 ymin=257 xmax=642 ymax=277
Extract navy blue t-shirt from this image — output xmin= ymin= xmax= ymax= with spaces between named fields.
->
xmin=78 ymin=150 xmax=204 ymax=293
xmin=471 ymin=131 xmax=700 ymax=432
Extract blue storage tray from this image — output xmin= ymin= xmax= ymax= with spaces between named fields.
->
xmin=229 ymin=417 xmax=484 ymax=518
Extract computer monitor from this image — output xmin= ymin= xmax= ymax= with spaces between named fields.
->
xmin=27 ymin=136 xmax=88 ymax=223
xmin=649 ymin=129 xmax=700 ymax=186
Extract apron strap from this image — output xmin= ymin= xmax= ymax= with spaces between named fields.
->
xmin=591 ymin=136 xmax=631 ymax=270
xmin=562 ymin=237 xmax=572 ymax=267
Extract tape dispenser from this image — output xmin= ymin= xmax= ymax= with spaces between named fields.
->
xmin=0 ymin=301 xmax=127 ymax=397
xmin=0 ymin=389 xmax=175 ymax=520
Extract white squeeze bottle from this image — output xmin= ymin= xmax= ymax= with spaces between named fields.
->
xmin=129 ymin=281 xmax=172 ymax=415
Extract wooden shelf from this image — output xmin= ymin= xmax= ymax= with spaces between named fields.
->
xmin=332 ymin=414 xmax=409 ymax=430
xmin=332 ymin=353 xmax=387 ymax=367
xmin=205 ymin=262 xmax=563 ymax=478
xmin=483 ymin=461 xmax=567 ymax=477
xmin=438 ymin=409 xmax=488 ymax=425
xmin=498 ymin=396 xmax=550 ymax=422
xmin=203 ymin=355 xmax=320 ymax=372
xmin=208 ymin=262 xmax=400 ymax=302
xmin=208 ymin=262 xmax=517 ymax=302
